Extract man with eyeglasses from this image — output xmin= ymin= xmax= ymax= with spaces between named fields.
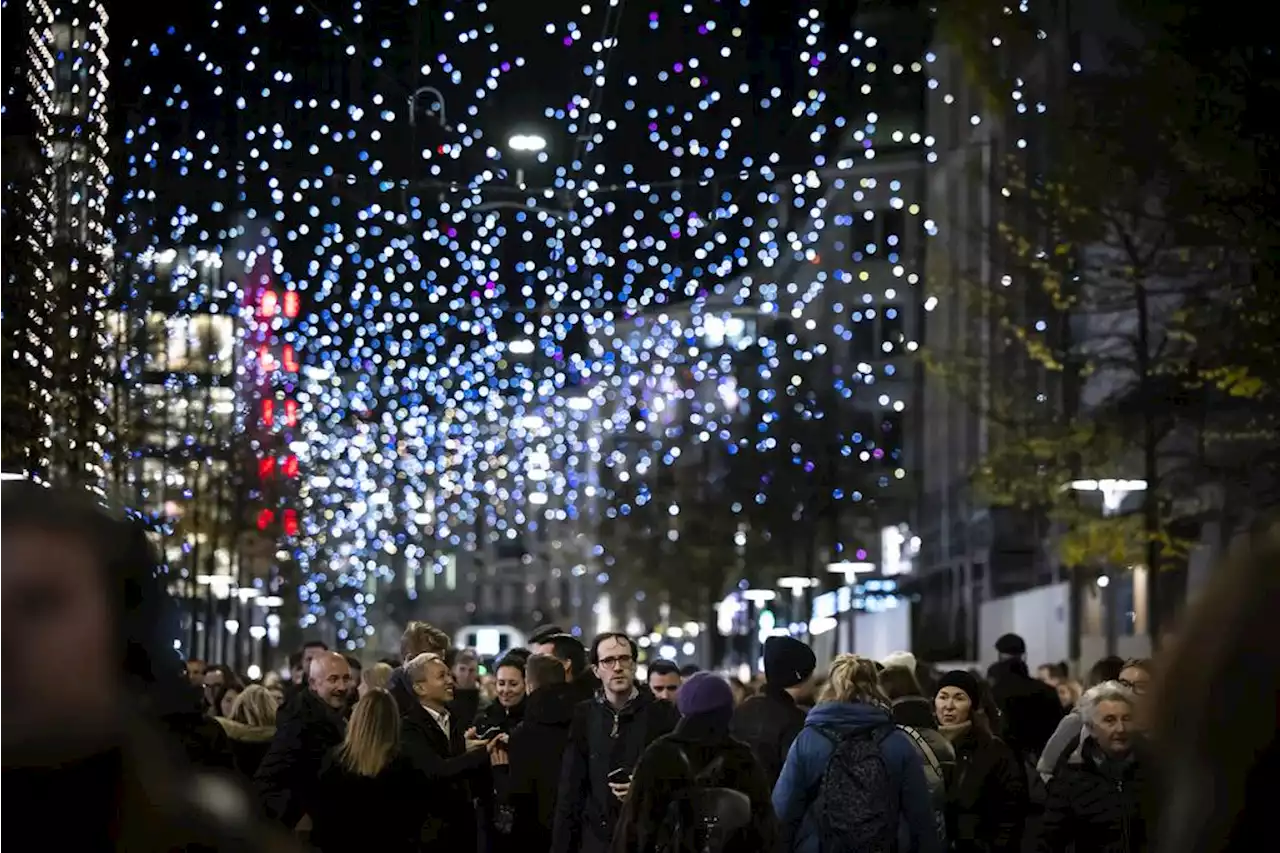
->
xmin=551 ymin=632 xmax=679 ymax=853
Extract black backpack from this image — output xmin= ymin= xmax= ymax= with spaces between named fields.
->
xmin=665 ymin=750 xmax=753 ymax=853
xmin=811 ymin=723 xmax=899 ymax=853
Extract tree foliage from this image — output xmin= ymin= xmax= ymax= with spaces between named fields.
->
xmin=931 ymin=0 xmax=1278 ymax=585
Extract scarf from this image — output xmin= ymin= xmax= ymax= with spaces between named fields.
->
xmin=939 ymin=720 xmax=973 ymax=743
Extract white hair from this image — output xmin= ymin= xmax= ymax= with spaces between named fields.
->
xmin=1079 ymin=680 xmax=1135 ymax=725
xmin=404 ymin=652 xmax=446 ymax=684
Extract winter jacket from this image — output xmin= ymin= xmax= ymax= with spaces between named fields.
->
xmin=731 ymin=684 xmax=807 ymax=788
xmin=215 ymin=717 xmax=276 ymax=779
xmin=1038 ymin=738 xmax=1156 ymax=853
xmin=509 ymin=683 xmax=579 ymax=851
xmin=987 ymin=661 xmax=1064 ymax=759
xmin=474 ymin=696 xmax=526 ymax=735
xmin=310 ymin=751 xmax=425 ymax=853
xmin=943 ymin=724 xmax=1028 ymax=853
xmin=772 ymin=701 xmax=942 ymax=853
xmin=1036 ymin=709 xmax=1085 ymax=781
xmin=400 ymin=701 xmax=493 ymax=853
xmin=253 ymin=689 xmax=346 ymax=829
xmin=551 ymin=688 xmax=679 ymax=853
xmin=475 ymin=699 xmax=526 ymax=849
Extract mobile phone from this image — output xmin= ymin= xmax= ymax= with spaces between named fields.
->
xmin=607 ymin=768 xmax=631 ymax=784
xmin=478 ymin=726 xmax=503 ymax=740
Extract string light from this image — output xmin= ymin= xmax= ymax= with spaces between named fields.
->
xmin=112 ymin=1 xmax=942 ymax=644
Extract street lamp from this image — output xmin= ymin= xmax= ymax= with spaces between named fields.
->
xmin=1067 ymin=478 xmax=1148 ymax=656
xmin=741 ymin=589 xmax=776 ymax=673
xmin=507 ymin=132 xmax=547 ymax=189
xmin=778 ymin=576 xmax=819 ymax=629
xmin=827 ymin=561 xmax=876 ymax=582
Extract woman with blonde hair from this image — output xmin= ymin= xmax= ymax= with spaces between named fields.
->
xmin=214 ymin=683 xmax=278 ymax=778
xmin=772 ymin=655 xmax=941 ymax=853
xmin=309 ymin=689 xmax=424 ymax=852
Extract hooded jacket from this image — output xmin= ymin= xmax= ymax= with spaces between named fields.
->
xmin=215 ymin=717 xmax=277 ymax=779
xmin=772 ymin=701 xmax=942 ymax=853
xmin=551 ymin=688 xmax=679 ymax=853
xmin=509 ymin=682 xmax=581 ymax=849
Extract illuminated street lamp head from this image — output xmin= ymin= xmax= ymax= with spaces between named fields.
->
xmin=741 ymin=588 xmax=777 ymax=604
xmin=828 ymin=561 xmax=876 ymax=577
xmin=508 ymin=133 xmax=547 ymax=152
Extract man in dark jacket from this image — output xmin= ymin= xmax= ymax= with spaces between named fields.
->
xmin=730 ymin=635 xmax=817 ymax=787
xmin=509 ymin=653 xmax=579 ymax=850
xmin=987 ymin=633 xmax=1064 ymax=759
xmin=254 ymin=651 xmax=351 ymax=828
xmin=551 ymin=633 xmax=679 ymax=853
xmin=447 ymin=646 xmax=485 ymax=727
xmin=400 ymin=651 xmax=503 ymax=853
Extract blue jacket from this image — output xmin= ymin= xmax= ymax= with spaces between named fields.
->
xmin=772 ymin=701 xmax=943 ymax=853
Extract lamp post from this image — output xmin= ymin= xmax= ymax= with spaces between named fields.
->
xmin=741 ymin=588 xmax=777 ymax=674
xmin=507 ymin=132 xmax=547 ymax=189
xmin=777 ymin=576 xmax=819 ymax=633
xmin=1067 ymin=478 xmax=1148 ymax=656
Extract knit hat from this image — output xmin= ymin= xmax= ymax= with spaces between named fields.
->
xmin=763 ymin=636 xmax=817 ymax=688
xmin=995 ymin=633 xmax=1026 ymax=656
xmin=882 ymin=651 xmax=917 ymax=672
xmin=935 ymin=669 xmax=982 ymax=703
xmin=676 ymin=672 xmax=735 ymax=718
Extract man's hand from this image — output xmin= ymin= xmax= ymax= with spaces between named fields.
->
xmin=608 ymin=781 xmax=630 ymax=802
xmin=487 ymin=733 xmax=509 ymax=764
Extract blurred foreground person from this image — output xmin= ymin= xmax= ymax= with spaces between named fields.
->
xmin=1 ymin=482 xmax=296 ymax=851
xmin=510 ymin=653 xmax=579 ymax=849
xmin=1154 ymin=518 xmax=1280 ymax=853
xmin=310 ymin=689 xmax=424 ymax=852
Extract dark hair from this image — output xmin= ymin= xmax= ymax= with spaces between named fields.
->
xmin=589 ymin=632 xmax=638 ymax=665
xmin=343 ymin=654 xmax=362 ymax=672
xmin=302 ymin=640 xmax=329 ymax=652
xmin=879 ymin=665 xmax=923 ymax=701
xmin=544 ymin=633 xmax=588 ymax=677
xmin=496 ymin=649 xmax=530 ymax=674
xmin=1088 ymin=656 xmax=1125 ymax=686
xmin=1043 ymin=661 xmax=1070 ymax=680
xmin=209 ymin=683 xmax=242 ymax=716
xmin=678 ymin=664 xmax=700 ymax=678
xmin=648 ymin=659 xmax=681 ymax=679
xmin=288 ymin=651 xmax=304 ymax=670
xmin=525 ymin=653 xmax=567 ymax=688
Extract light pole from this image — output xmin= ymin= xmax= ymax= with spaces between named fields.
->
xmin=741 ymin=588 xmax=777 ymax=674
xmin=506 ymin=132 xmax=547 ymax=189
xmin=777 ymin=576 xmax=819 ymax=633
xmin=1067 ymin=478 xmax=1148 ymax=657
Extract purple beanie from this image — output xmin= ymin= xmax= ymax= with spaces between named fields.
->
xmin=676 ymin=672 xmax=735 ymax=718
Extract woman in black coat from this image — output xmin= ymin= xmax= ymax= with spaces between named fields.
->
xmin=934 ymin=671 xmax=1028 ymax=853
xmin=472 ymin=652 xmax=529 ymax=851
xmin=310 ymin=689 xmax=425 ymax=853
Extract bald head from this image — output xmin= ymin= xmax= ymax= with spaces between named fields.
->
xmin=308 ymin=651 xmax=352 ymax=710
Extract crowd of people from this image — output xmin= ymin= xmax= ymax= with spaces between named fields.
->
xmin=4 ymin=480 xmax=1277 ymax=852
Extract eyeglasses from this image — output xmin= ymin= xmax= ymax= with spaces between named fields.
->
xmin=1118 ymin=678 xmax=1147 ymax=694
xmin=597 ymin=654 xmax=634 ymax=670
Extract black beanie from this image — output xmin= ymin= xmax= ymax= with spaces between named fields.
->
xmin=935 ymin=669 xmax=982 ymax=704
xmin=763 ymin=636 xmax=817 ymax=688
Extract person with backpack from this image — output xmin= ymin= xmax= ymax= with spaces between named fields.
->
xmin=612 ymin=673 xmax=776 ymax=853
xmin=773 ymin=655 xmax=942 ymax=853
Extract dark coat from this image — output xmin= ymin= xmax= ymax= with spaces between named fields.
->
xmin=399 ymin=701 xmax=492 ymax=853
xmin=161 ymin=707 xmax=237 ymax=773
xmin=988 ymin=661 xmax=1064 ymax=759
xmin=253 ymin=690 xmax=346 ymax=829
xmin=551 ymin=689 xmax=679 ymax=853
xmin=448 ymin=687 xmax=484 ymax=731
xmin=215 ymin=718 xmax=276 ymax=779
xmin=945 ymin=725 xmax=1028 ymax=853
xmin=626 ymin=714 xmax=778 ymax=853
xmin=509 ymin=683 xmax=579 ymax=852
xmin=1039 ymin=739 xmax=1156 ymax=853
xmin=474 ymin=696 xmax=526 ymax=736
xmin=730 ymin=685 xmax=806 ymax=789
xmin=310 ymin=751 xmax=425 ymax=853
